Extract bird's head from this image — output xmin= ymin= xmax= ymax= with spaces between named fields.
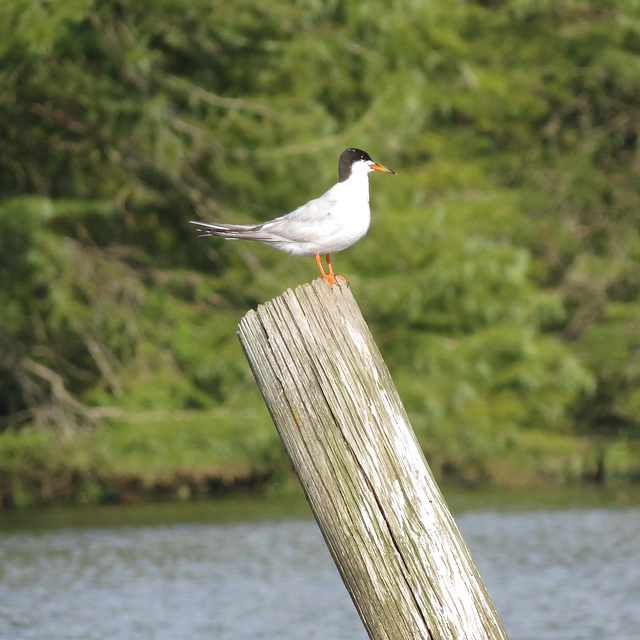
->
xmin=338 ymin=148 xmax=396 ymax=182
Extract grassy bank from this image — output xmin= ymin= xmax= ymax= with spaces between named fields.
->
xmin=1 ymin=414 xmax=638 ymax=509
xmin=0 ymin=410 xmax=285 ymax=509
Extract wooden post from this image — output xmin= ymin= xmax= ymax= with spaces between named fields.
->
xmin=237 ymin=279 xmax=508 ymax=640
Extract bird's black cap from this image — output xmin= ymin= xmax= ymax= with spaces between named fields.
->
xmin=338 ymin=148 xmax=373 ymax=182
xmin=338 ymin=148 xmax=395 ymax=181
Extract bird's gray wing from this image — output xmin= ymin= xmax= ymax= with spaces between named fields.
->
xmin=259 ymin=195 xmax=341 ymax=242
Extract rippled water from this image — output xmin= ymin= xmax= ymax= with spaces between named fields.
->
xmin=461 ymin=508 xmax=640 ymax=640
xmin=1 ymin=501 xmax=639 ymax=640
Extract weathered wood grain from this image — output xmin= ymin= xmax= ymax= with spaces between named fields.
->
xmin=237 ymin=278 xmax=508 ymax=640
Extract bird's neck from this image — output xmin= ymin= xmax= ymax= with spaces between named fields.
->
xmin=342 ymin=171 xmax=371 ymax=203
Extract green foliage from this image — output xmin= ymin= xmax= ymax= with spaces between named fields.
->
xmin=2 ymin=0 xmax=640 ymax=503
xmin=0 ymin=411 xmax=283 ymax=507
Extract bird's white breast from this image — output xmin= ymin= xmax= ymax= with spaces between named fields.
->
xmin=318 ymin=167 xmax=372 ymax=253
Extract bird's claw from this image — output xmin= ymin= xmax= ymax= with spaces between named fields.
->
xmin=316 ymin=253 xmax=349 ymax=287
xmin=320 ymin=273 xmax=349 ymax=287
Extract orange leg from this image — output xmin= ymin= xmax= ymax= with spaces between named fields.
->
xmin=325 ymin=254 xmax=349 ymax=285
xmin=315 ymin=254 xmax=340 ymax=287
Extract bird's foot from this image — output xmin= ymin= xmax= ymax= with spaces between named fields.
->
xmin=320 ymin=272 xmax=341 ymax=287
xmin=316 ymin=254 xmax=345 ymax=287
xmin=315 ymin=254 xmax=348 ymax=287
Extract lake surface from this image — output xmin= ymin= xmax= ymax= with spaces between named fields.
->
xmin=1 ymin=492 xmax=639 ymax=640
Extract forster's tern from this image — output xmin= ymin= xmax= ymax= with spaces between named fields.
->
xmin=191 ymin=148 xmax=395 ymax=286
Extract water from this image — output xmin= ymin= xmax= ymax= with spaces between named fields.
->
xmin=1 ymin=497 xmax=639 ymax=640
xmin=459 ymin=508 xmax=640 ymax=640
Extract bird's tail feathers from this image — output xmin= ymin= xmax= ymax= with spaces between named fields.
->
xmin=189 ymin=220 xmax=261 ymax=239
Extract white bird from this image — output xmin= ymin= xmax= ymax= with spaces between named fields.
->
xmin=190 ymin=148 xmax=395 ymax=286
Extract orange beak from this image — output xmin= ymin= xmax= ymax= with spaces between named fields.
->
xmin=370 ymin=163 xmax=396 ymax=174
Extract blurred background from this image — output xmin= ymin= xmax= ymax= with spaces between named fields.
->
xmin=2 ymin=0 xmax=640 ymax=508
